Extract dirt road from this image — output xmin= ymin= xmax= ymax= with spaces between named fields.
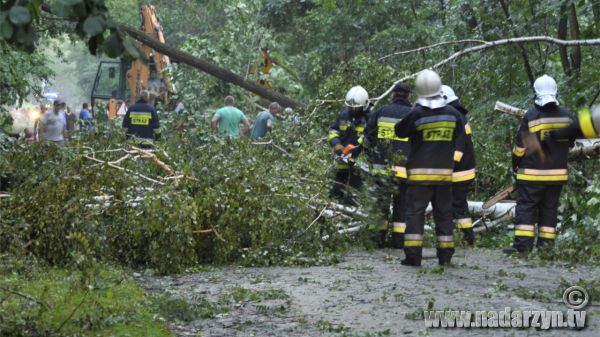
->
xmin=139 ymin=249 xmax=599 ymax=337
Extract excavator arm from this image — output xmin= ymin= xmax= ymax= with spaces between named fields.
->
xmin=126 ymin=5 xmax=172 ymax=105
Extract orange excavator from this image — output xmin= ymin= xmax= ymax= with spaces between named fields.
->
xmin=90 ymin=5 xmax=174 ymax=118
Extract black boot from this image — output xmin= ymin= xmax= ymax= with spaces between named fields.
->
xmin=401 ymin=258 xmax=421 ymax=267
xmin=436 ymin=247 xmax=454 ymax=266
xmin=402 ymin=247 xmax=422 ymax=266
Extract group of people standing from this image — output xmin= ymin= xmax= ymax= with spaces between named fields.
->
xmin=328 ymin=69 xmax=580 ymax=267
xmin=122 ymin=91 xmax=286 ymax=149
xmin=34 ymin=100 xmax=94 ymax=145
xmin=210 ymin=95 xmax=284 ymax=140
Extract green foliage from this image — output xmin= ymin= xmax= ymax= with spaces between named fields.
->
xmin=0 ymin=41 xmax=52 ymax=107
xmin=315 ymin=53 xmax=399 ymax=131
xmin=0 ymin=260 xmax=173 ymax=337
xmin=0 ymin=0 xmax=142 ymax=60
xmin=0 ymin=116 xmax=350 ymax=274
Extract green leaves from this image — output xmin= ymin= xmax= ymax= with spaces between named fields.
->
xmin=83 ymin=15 xmax=106 ymax=36
xmin=102 ymin=31 xmax=124 ymax=58
xmin=0 ymin=1 xmax=139 ymax=62
xmin=122 ymin=36 xmax=144 ymax=60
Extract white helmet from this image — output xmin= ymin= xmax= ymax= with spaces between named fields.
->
xmin=345 ymin=86 xmax=369 ymax=109
xmin=441 ymin=85 xmax=458 ymax=104
xmin=415 ymin=69 xmax=442 ymax=98
xmin=533 ymin=74 xmax=558 ymax=106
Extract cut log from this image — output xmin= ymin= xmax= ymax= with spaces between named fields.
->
xmin=427 ymin=201 xmax=516 ymax=220
xmin=324 ymin=201 xmax=516 ymax=240
xmin=569 ymin=138 xmax=600 ymax=161
xmin=494 ymin=101 xmax=526 ymax=117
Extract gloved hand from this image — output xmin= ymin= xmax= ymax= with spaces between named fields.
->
xmin=333 ymin=143 xmax=344 ymax=155
xmin=341 ymin=144 xmax=356 ymax=155
xmin=349 ymin=145 xmax=362 ymax=158
xmin=343 ymin=144 xmax=362 ymax=158
xmin=511 ymin=169 xmax=517 ymax=185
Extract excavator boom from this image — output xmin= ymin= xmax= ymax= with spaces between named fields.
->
xmin=127 ymin=5 xmax=173 ymax=105
xmin=91 ymin=5 xmax=172 ymax=118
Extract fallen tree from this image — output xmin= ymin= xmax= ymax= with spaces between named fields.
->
xmin=37 ymin=5 xmax=303 ymax=108
xmin=324 ymin=200 xmax=516 ymax=239
xmin=118 ymin=24 xmax=304 ymax=108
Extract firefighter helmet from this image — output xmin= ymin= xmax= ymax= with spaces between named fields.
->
xmin=345 ymin=86 xmax=369 ymax=109
xmin=415 ymin=69 xmax=442 ymax=98
xmin=533 ymin=75 xmax=558 ymax=106
xmin=441 ymin=85 xmax=458 ymax=103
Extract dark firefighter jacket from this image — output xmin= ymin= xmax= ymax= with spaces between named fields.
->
xmin=394 ymin=104 xmax=466 ymax=185
xmin=328 ymin=108 xmax=369 ymax=169
xmin=362 ymin=97 xmax=412 ymax=179
xmin=512 ymin=104 xmax=576 ymax=184
xmin=122 ymin=99 xmax=161 ymax=144
xmin=449 ymin=100 xmax=476 ymax=183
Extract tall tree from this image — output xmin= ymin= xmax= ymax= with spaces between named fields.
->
xmin=498 ymin=0 xmax=535 ymax=85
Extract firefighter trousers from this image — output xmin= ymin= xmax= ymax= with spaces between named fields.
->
xmin=404 ymin=184 xmax=454 ymax=265
xmin=513 ymin=184 xmax=562 ymax=252
xmin=369 ymin=177 xmax=407 ymax=249
xmin=452 ymin=181 xmax=475 ymax=245
xmin=329 ymin=167 xmax=362 ymax=205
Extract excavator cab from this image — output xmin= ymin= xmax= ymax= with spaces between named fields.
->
xmin=90 ymin=61 xmax=130 ymax=117
xmin=89 ymin=4 xmax=173 ymax=118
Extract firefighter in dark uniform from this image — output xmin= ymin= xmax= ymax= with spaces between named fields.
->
xmin=441 ymin=85 xmax=476 ymax=245
xmin=122 ymin=90 xmax=161 ymax=149
xmin=362 ymin=82 xmax=412 ymax=248
xmin=394 ymin=70 xmax=466 ymax=266
xmin=328 ymin=86 xmax=370 ymax=205
xmin=506 ymin=75 xmax=576 ymax=253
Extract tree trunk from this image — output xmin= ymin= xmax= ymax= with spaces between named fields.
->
xmin=118 ymin=25 xmax=304 ymax=108
xmin=498 ymin=0 xmax=535 ymax=85
xmin=569 ymin=139 xmax=600 ymax=161
xmin=568 ymin=3 xmax=582 ymax=76
xmin=558 ymin=2 xmax=572 ymax=76
xmin=324 ymin=201 xmax=517 ymax=239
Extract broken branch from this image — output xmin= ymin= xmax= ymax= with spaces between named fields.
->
xmin=0 ymin=285 xmax=49 ymax=308
xmin=378 ymin=39 xmax=488 ymax=61
xmin=374 ymin=36 xmax=600 ymax=105
xmin=131 ymin=146 xmax=175 ymax=174
xmin=83 ymin=155 xmax=165 ymax=185
xmin=494 ymin=101 xmax=526 ymax=117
